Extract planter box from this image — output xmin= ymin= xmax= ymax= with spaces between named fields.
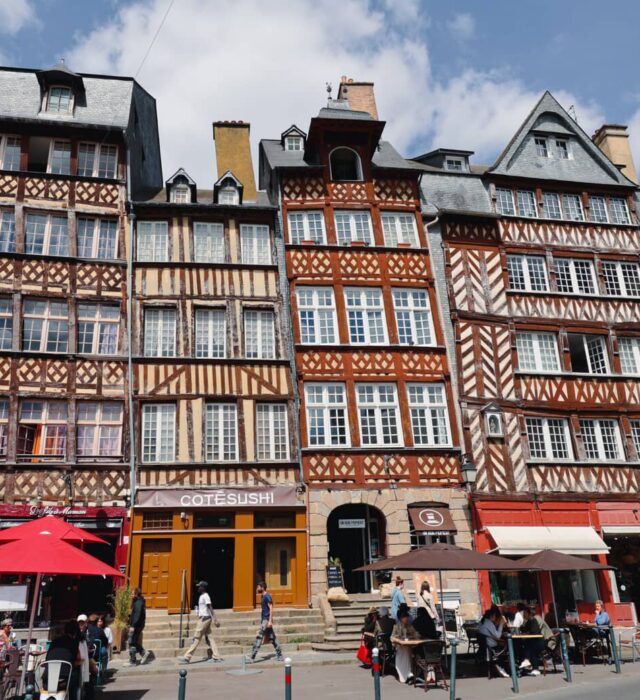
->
xmin=350 ymin=240 xmax=367 ymax=247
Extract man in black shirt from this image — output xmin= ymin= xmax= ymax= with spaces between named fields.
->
xmin=126 ymin=588 xmax=149 ymax=666
xmin=45 ymin=621 xmax=81 ymax=698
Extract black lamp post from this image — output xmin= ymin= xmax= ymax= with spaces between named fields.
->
xmin=460 ymin=456 xmax=477 ymax=491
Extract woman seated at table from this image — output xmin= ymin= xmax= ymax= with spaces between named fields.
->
xmin=391 ymin=604 xmax=421 ymax=684
xmin=478 ymin=607 xmax=509 ymax=678
xmin=586 ymin=600 xmax=610 ymax=638
xmin=413 ymin=607 xmax=438 ymax=640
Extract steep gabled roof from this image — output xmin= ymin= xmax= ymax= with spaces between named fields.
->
xmin=166 ymin=167 xmax=196 ymax=187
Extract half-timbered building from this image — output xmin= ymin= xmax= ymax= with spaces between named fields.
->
xmin=419 ymin=92 xmax=640 ymax=622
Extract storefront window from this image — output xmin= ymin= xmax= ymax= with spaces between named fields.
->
xmin=409 ymin=524 xmax=453 ymax=549
xmin=489 ymin=570 xmax=539 ymax=608
xmin=255 ymin=512 xmax=296 ymax=528
xmin=193 ymin=513 xmax=234 ymax=529
xmin=606 ymin=534 xmax=640 ymax=612
xmin=142 ymin=512 xmax=172 ymax=530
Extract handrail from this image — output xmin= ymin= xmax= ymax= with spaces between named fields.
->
xmin=178 ymin=568 xmax=186 ymax=648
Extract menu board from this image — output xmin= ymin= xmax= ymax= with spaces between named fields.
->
xmin=326 ymin=565 xmax=345 ymax=589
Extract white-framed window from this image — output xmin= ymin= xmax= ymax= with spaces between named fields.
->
xmin=305 ymin=383 xmax=349 ymax=447
xmin=240 ymin=224 xmax=271 ymax=264
xmin=445 ymin=157 xmax=464 ymax=171
xmin=285 ymin=136 xmax=303 ymax=151
xmin=0 ymin=210 xmax=16 ymax=253
xmin=22 ymin=300 xmax=68 ymax=352
xmin=568 ymin=333 xmax=609 ymax=374
xmin=204 ymin=403 xmax=238 ymax=461
xmin=193 ymin=222 xmax=224 ymax=263
xmin=381 ymin=212 xmax=419 ymax=247
xmin=77 ymin=402 xmax=123 ymax=458
xmin=17 ymin=400 xmax=67 ymax=460
xmin=0 ymin=400 xmax=8 ymax=457
xmin=77 ymin=143 xmax=118 ymax=179
xmin=610 ymin=197 xmax=631 ymax=225
xmin=407 ymin=383 xmax=451 ymax=446
xmin=77 ymin=217 xmax=118 ymax=259
xmin=142 ymin=404 xmax=175 ymax=462
xmin=506 ymin=254 xmax=549 ymax=292
xmin=542 ymin=192 xmax=562 ymax=219
xmin=392 ymin=288 xmax=433 ymax=346
xmin=25 ymin=212 xmax=68 ymax=256
xmin=287 ymin=211 xmax=326 ymax=245
xmin=619 ymin=337 xmax=640 ymax=375
xmin=330 ymin=147 xmax=363 ymax=181
xmin=77 ymin=303 xmax=119 ymax=354
xmin=334 ymin=210 xmax=373 ymax=246
xmin=580 ymin=419 xmax=623 ymax=461
xmin=495 ymin=187 xmax=516 ymax=216
xmin=589 ymin=196 xmax=608 ymax=224
xmin=525 ymin=417 xmax=573 ymax=460
xmin=218 ymin=186 xmax=239 ymax=205
xmin=137 ymin=221 xmax=168 ymax=262
xmin=0 ymin=135 xmax=20 ymax=171
xmin=534 ymin=137 xmax=549 ymax=157
xmin=554 ymin=258 xmax=596 ymax=295
xmin=356 ymin=383 xmax=402 ymax=446
xmin=515 ymin=331 xmax=560 ymax=372
xmin=144 ymin=308 xmax=176 ymax=357
xmin=256 ymin=403 xmax=289 ymax=460
xmin=555 ymin=139 xmax=570 ymax=160
xmin=170 ymin=184 xmax=190 ymax=204
xmin=48 ymin=140 xmax=71 ymax=175
xmin=0 ymin=299 xmax=12 ymax=350
xmin=563 ymin=194 xmax=584 ymax=221
xmin=296 ymin=287 xmax=337 ymax=344
xmin=517 ymin=190 xmax=537 ymax=217
xmin=46 ymin=86 xmax=73 ymax=113
xmin=345 ymin=287 xmax=387 ymax=344
xmin=194 ymin=308 xmax=226 ymax=358
xmin=602 ymin=260 xmax=640 ymax=297
xmin=631 ymin=420 xmax=640 ymax=457
xmin=244 ymin=309 xmax=275 ymax=359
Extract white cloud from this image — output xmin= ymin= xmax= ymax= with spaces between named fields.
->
xmin=447 ymin=12 xmax=475 ymax=41
xmin=0 ymin=0 xmax=35 ymax=35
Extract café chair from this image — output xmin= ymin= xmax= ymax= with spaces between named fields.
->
xmin=37 ymin=660 xmax=73 ymax=700
xmin=477 ymin=633 xmax=508 ymax=680
xmin=462 ymin=623 xmax=480 ymax=659
xmin=413 ymin=640 xmax=448 ymax=693
xmin=374 ymin=632 xmax=396 ymax=677
xmin=0 ymin=650 xmax=21 ymax=700
xmin=618 ymin=627 xmax=640 ymax=663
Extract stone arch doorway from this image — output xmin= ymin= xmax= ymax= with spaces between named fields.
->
xmin=327 ymin=503 xmax=386 ymax=593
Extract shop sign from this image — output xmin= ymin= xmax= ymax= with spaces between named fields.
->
xmin=136 ymin=486 xmax=301 ymax=509
xmin=30 ymin=505 xmax=88 ymax=518
xmin=408 ymin=507 xmax=457 ymax=534
xmin=338 ymin=519 xmax=366 ymax=529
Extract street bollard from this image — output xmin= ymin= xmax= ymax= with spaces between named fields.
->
xmin=372 ymin=647 xmax=381 ymax=700
xmin=449 ymin=638 xmax=458 ymax=700
xmin=24 ymin=684 xmax=35 ymax=700
xmin=285 ymin=657 xmax=292 ymax=700
xmin=559 ymin=629 xmax=572 ymax=683
xmin=608 ymin=627 xmax=621 ymax=674
xmin=178 ymin=668 xmax=187 ymax=700
xmin=506 ymin=634 xmax=519 ymax=694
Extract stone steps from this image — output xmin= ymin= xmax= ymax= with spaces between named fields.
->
xmin=311 ymin=596 xmax=384 ymax=653
xmin=136 ymin=641 xmax=315 ymax=660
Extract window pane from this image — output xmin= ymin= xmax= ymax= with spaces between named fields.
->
xmin=288 ymin=211 xmax=326 ymax=245
xmin=610 ymin=198 xmax=630 ymax=225
xmin=393 ymin=289 xmax=432 ymax=345
xmin=0 ymin=211 xmax=16 ymax=253
xmin=47 ymin=87 xmax=72 ymax=113
xmin=137 ymin=221 xmax=168 ymax=262
xmin=563 ymin=194 xmax=584 ymax=221
xmin=144 ymin=308 xmax=176 ymax=357
xmin=240 ymin=225 xmax=271 ymax=264
xmin=77 ymin=144 xmax=96 ymax=177
xmin=542 ymin=193 xmax=561 ymax=219
xmin=142 ymin=404 xmax=175 ymax=462
xmin=619 ymin=337 xmax=640 ymax=374
xmin=305 ymin=383 xmax=348 ymax=447
xmin=296 ymin=287 xmax=336 ymax=344
xmin=193 ymin=223 xmax=224 ymax=263
xmin=517 ymin=190 xmax=537 ymax=217
xmin=495 ymin=188 xmax=515 ymax=215
xmin=1 ymin=136 xmax=21 ymax=171
xmin=97 ymin=145 xmax=117 ymax=178
xmin=589 ymin=196 xmax=608 ymax=223
xmin=334 ymin=211 xmax=373 ymax=246
xmin=195 ymin=308 xmax=226 ymax=358
xmin=49 ymin=141 xmax=71 ymax=175
xmin=205 ymin=404 xmax=237 ymax=461
xmin=244 ymin=309 xmax=275 ymax=359
xmin=256 ymin=404 xmax=289 ymax=460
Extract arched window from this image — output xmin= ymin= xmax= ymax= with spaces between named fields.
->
xmin=330 ymin=147 xmax=363 ymax=182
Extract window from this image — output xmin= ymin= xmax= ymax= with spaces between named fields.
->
xmin=619 ymin=337 xmax=640 ymax=374
xmin=356 ymin=383 xmax=401 ymax=446
xmin=345 ymin=288 xmax=387 ymax=344
xmin=296 ymin=287 xmax=337 ymax=344
xmin=589 ymin=196 xmax=608 ymax=224
xmin=77 ymin=143 xmax=118 ymax=178
xmin=287 ymin=211 xmax=326 ymax=245
xmin=17 ymin=401 xmax=67 ymax=460
xmin=517 ymin=190 xmax=537 ymax=217
xmin=240 ymin=224 xmax=271 ymax=264
xmin=305 ymin=383 xmax=349 ymax=447
xmin=48 ymin=140 xmax=71 ymax=175
xmin=381 ymin=212 xmax=419 ymax=247
xmin=285 ymin=136 xmax=303 ymax=151
xmin=204 ymin=403 xmax=238 ymax=461
xmin=495 ymin=188 xmax=516 ymax=216
xmin=568 ymin=333 xmax=609 ymax=374
xmin=142 ymin=512 xmax=172 ymax=530
xmin=542 ymin=192 xmax=562 ymax=219
xmin=555 ymin=140 xmax=569 ymax=159
xmin=0 ymin=401 xmax=7 ymax=457
xmin=515 ymin=331 xmax=560 ymax=372
xmin=330 ymin=147 xmax=362 ymax=181
xmin=142 ymin=404 xmax=175 ymax=462
xmin=563 ymin=194 xmax=584 ymax=221
xmin=46 ymin=86 xmax=72 ymax=113
xmin=506 ymin=255 xmax=548 ymax=292
xmin=0 ymin=299 xmax=12 ymax=350
xmin=77 ymin=217 xmax=118 ymax=259
xmin=525 ymin=417 xmax=572 ymax=460
xmin=392 ymin=288 xmax=433 ymax=346
xmin=0 ymin=135 xmax=20 ymax=171
xmin=631 ymin=421 xmax=640 ymax=457
xmin=22 ymin=300 xmax=68 ymax=352
xmin=445 ymin=158 xmax=463 ymax=171
xmin=78 ymin=304 xmax=119 ymax=354
xmin=334 ymin=210 xmax=373 ymax=246
xmin=77 ymin=402 xmax=123 ymax=458
xmin=218 ymin=187 xmax=239 ymax=205
xmin=610 ymin=197 xmax=631 ymax=225
xmin=195 ymin=308 xmax=226 ymax=358
xmin=244 ymin=309 xmax=275 ymax=359
xmin=256 ymin=403 xmax=289 ymax=460
xmin=602 ymin=260 xmax=640 ymax=297
xmin=193 ymin=222 xmax=224 ymax=263
xmin=170 ymin=184 xmax=190 ymax=204
xmin=137 ymin=221 xmax=168 ymax=262
xmin=25 ymin=213 xmax=68 ymax=256
xmin=535 ymin=137 xmax=549 ymax=157
xmin=554 ymin=258 xmax=596 ymax=295
xmin=580 ymin=419 xmax=622 ymax=461
xmin=407 ymin=383 xmax=450 ymax=446
xmin=0 ymin=211 xmax=16 ymax=253
xmin=144 ymin=308 xmax=176 ymax=357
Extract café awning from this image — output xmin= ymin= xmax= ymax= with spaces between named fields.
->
xmin=408 ymin=506 xmax=457 ymax=533
xmin=486 ymin=525 xmax=609 ymax=555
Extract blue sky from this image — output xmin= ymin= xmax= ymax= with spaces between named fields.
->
xmin=2 ymin=0 xmax=639 ymax=182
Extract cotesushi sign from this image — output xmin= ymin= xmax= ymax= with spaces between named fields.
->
xmin=136 ymin=486 xmax=301 ymax=508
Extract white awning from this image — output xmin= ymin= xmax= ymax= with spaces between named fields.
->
xmin=486 ymin=526 xmax=609 ymax=555
xmin=601 ymin=526 xmax=640 ymax=536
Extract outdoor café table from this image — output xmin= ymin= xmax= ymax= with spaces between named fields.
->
xmin=391 ymin=638 xmax=436 ymax=680
xmin=509 ymin=634 xmax=544 ymax=669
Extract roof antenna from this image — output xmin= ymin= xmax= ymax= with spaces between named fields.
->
xmin=568 ymin=104 xmax=578 ymax=123
xmin=326 ymin=82 xmax=332 ymax=102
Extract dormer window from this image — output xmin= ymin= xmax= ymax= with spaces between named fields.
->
xmin=330 ymin=147 xmax=363 ymax=182
xmin=555 ymin=139 xmax=570 ymax=160
xmin=445 ymin=157 xmax=464 ymax=172
xmin=218 ymin=186 xmax=239 ymax=205
xmin=285 ymin=136 xmax=303 ymax=151
xmin=534 ymin=137 xmax=549 ymax=157
xmin=170 ymin=184 xmax=191 ymax=204
xmin=46 ymin=86 xmax=73 ymax=114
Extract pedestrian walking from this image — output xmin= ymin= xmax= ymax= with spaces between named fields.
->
xmin=247 ymin=581 xmax=283 ymax=663
xmin=181 ymin=581 xmax=222 ymax=663
xmin=125 ymin=587 xmax=150 ymax=666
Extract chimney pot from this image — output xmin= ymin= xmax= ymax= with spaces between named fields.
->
xmin=212 ymin=121 xmax=257 ymax=201
xmin=337 ymin=76 xmax=378 ymax=119
xmin=592 ymin=123 xmax=638 ymax=183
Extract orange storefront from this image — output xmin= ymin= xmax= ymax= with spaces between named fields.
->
xmin=128 ymin=486 xmax=308 ymax=612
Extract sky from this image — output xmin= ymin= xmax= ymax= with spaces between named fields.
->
xmin=1 ymin=0 xmax=640 ymax=184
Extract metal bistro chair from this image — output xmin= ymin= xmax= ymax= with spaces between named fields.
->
xmin=569 ymin=625 xmax=609 ymax=666
xmin=37 ymin=660 xmax=73 ymax=700
xmin=92 ymin=639 xmax=104 ymax=687
xmin=539 ymin=633 xmax=563 ymax=675
xmin=618 ymin=626 xmax=640 ymax=663
xmin=477 ymin=632 xmax=508 ymax=680
xmin=0 ymin=649 xmax=21 ymax=700
xmin=413 ymin=639 xmax=448 ymax=693
xmin=462 ymin=623 xmax=480 ymax=659
xmin=374 ymin=631 xmax=396 ymax=677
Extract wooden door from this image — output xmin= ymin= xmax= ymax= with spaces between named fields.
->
xmin=265 ymin=538 xmax=295 ymax=605
xmin=140 ymin=539 xmax=172 ymax=608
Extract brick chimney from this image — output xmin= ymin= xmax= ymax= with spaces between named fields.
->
xmin=337 ymin=76 xmax=378 ymax=119
xmin=212 ymin=121 xmax=257 ymax=201
xmin=592 ymin=124 xmax=638 ymax=183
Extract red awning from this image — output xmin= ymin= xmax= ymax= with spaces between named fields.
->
xmin=409 ymin=507 xmax=457 ymax=533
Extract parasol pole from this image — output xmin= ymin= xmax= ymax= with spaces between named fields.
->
xmin=438 ymin=570 xmax=446 ymax=642
xmin=536 ymin=571 xmax=545 ymax=618
xmin=549 ymin=571 xmax=559 ymax=628
xmin=19 ymin=571 xmax=42 ymax=696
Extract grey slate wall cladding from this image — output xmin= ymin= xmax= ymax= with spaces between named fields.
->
xmin=128 ymin=84 xmax=163 ymax=196
xmin=420 ymin=173 xmax=491 ymax=214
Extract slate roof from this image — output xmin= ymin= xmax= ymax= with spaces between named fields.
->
xmin=134 ymin=187 xmax=273 ymax=208
xmin=420 ymin=172 xmax=492 ymax=217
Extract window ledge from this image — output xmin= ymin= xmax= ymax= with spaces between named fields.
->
xmin=134 ymin=260 xmax=278 ymax=270
xmin=526 ymin=459 xmax=640 ymax=468
xmin=506 ymin=289 xmax=640 ymax=303
xmin=515 ymin=370 xmax=640 ymax=380
xmin=0 ymin=167 xmax=122 ymax=185
xmin=301 ymin=446 xmax=460 ymax=454
xmin=287 ymin=242 xmax=429 ymax=254
xmin=296 ymin=343 xmax=446 ymax=353
xmin=133 ymin=356 xmax=289 ymax=365
xmin=498 ymin=214 xmax=638 ymax=229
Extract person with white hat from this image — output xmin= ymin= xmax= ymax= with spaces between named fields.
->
xmin=76 ymin=615 xmax=91 ymax=697
xmin=181 ymin=581 xmax=221 ymax=663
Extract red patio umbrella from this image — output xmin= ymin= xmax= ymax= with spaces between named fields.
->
xmin=0 ymin=515 xmax=107 ymax=545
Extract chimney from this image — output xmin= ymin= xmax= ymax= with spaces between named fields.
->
xmin=212 ymin=121 xmax=257 ymax=201
xmin=592 ymin=124 xmax=638 ymax=183
xmin=337 ymin=76 xmax=378 ymax=120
